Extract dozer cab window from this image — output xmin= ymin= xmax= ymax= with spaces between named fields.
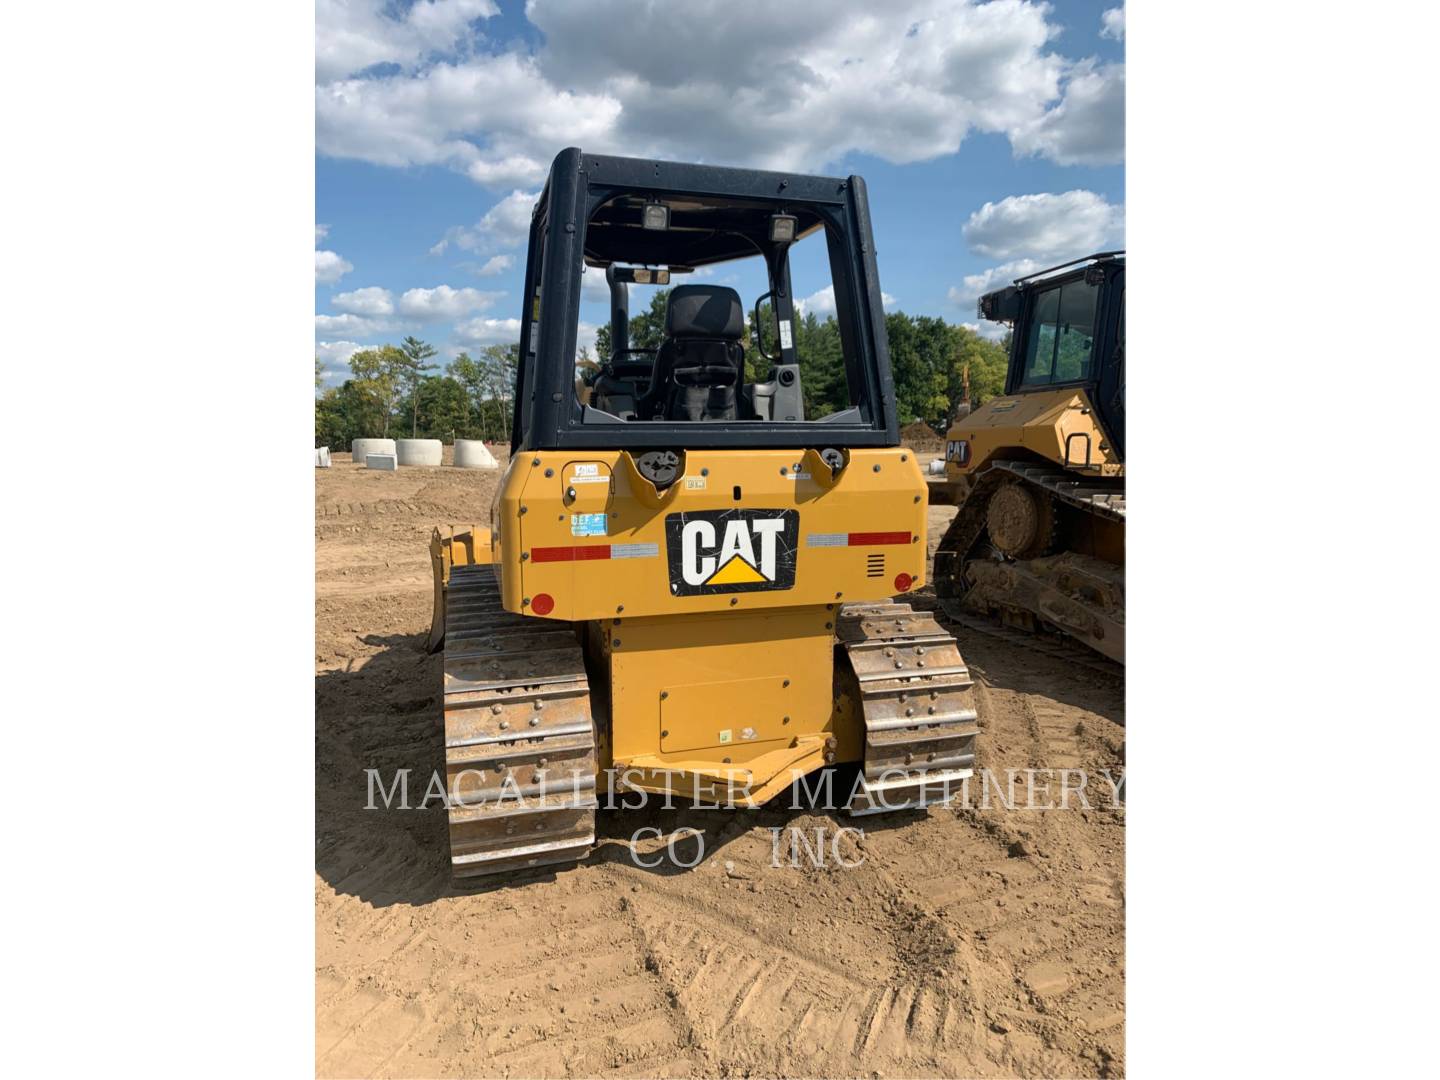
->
xmin=1020 ymin=277 xmax=1100 ymax=387
xmin=577 ymin=192 xmax=861 ymax=425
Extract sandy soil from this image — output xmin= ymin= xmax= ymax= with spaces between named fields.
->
xmin=316 ymin=449 xmax=1125 ymax=1078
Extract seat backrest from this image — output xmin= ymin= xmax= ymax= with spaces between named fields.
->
xmin=639 ymin=285 xmax=745 ymax=421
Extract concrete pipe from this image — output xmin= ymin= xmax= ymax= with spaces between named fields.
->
xmin=396 ymin=438 xmax=443 ymax=466
xmin=350 ymin=438 xmax=396 ymax=464
xmin=453 ymin=439 xmax=499 ymax=469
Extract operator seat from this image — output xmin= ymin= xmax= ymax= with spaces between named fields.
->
xmin=638 ymin=285 xmax=745 ymax=421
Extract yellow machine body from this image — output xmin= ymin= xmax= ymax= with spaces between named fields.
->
xmin=432 ymin=447 xmax=929 ymax=805
xmin=936 ymin=387 xmax=1122 ymax=502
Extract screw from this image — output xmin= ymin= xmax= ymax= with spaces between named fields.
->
xmin=544 ymin=467 xmax=554 ymax=477
xmin=730 ymin=597 xmax=738 ymax=606
xmin=873 ymin=464 xmax=881 ymax=473
xmin=901 ymin=454 xmax=908 ymax=462
xmin=616 ymin=605 xmax=624 ymax=613
xmin=835 ymin=591 xmax=842 ymax=599
xmin=660 ymin=690 xmax=669 ymax=700
xmin=780 ymin=467 xmax=787 ymax=475
xmin=662 ymin=729 xmax=669 ymax=737
xmin=522 ymin=596 xmax=530 ymax=605
xmin=783 ymin=715 xmax=790 ymax=724
xmin=521 ymin=552 xmax=529 ymax=561
xmin=519 ymin=505 xmax=527 ymax=514
xmin=701 ymin=467 xmax=709 ymax=476
xmin=783 ymin=679 xmax=791 ymax=688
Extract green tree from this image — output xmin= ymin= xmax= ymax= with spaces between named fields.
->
xmin=398 ymin=336 xmax=439 ymax=436
xmin=447 ymin=351 xmax=489 ymax=439
xmin=347 ymin=344 xmax=407 ymax=436
xmin=594 ymin=288 xmax=671 ymax=360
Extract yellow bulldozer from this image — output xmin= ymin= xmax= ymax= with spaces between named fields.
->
xmin=931 ymin=252 xmax=1125 ymax=663
xmin=427 ymin=148 xmax=977 ymax=879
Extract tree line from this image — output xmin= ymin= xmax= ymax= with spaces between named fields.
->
xmin=315 ymin=292 xmax=1010 ymax=447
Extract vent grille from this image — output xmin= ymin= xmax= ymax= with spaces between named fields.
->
xmin=866 ymin=553 xmax=885 ymax=578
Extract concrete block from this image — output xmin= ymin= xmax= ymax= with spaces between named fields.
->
xmin=350 ymin=437 xmax=396 ymax=464
xmin=365 ymin=453 xmax=398 ymax=471
xmin=314 ymin=446 xmax=332 ymax=468
xmin=396 ymin=438 xmax=443 ymax=466
xmin=453 ymin=439 xmax=499 ymax=469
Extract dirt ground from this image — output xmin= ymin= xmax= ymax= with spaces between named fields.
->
xmin=316 ymin=448 xmax=1125 ymax=1078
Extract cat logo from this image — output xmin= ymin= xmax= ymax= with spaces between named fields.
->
xmin=664 ymin=509 xmax=799 ymax=596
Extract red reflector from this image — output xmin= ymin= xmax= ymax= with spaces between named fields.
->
xmin=849 ymin=531 xmax=910 ymax=546
xmin=894 ymin=573 xmax=913 ymax=592
xmin=531 ymin=545 xmax=612 ymax=563
xmin=530 ymin=593 xmax=555 ymax=615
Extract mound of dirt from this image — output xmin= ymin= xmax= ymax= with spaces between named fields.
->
xmin=902 ymin=419 xmax=944 ymax=451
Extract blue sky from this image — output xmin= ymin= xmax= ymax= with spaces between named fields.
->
xmin=316 ymin=0 xmax=1125 ymax=385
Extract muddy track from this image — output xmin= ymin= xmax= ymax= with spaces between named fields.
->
xmin=316 ymin=459 xmax=1125 ymax=1077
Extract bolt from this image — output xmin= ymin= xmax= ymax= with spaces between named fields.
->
xmin=905 ymin=752 xmax=914 ymax=764
xmin=660 ymin=690 xmax=669 ymax=700
xmin=522 ymin=596 xmax=530 ymax=605
xmin=519 ymin=505 xmax=528 ymax=514
xmin=701 ymin=467 xmax=709 ymax=476
xmin=783 ymin=679 xmax=791 ymax=688
xmin=873 ymin=464 xmax=881 ymax=473
xmin=730 ymin=597 xmax=738 ymax=606
xmin=521 ymin=552 xmax=529 ymax=561
xmin=532 ymin=458 xmax=540 ymax=466
xmin=780 ymin=467 xmax=787 ymax=476
xmin=661 ymin=729 xmax=669 ymax=737
xmin=825 ymin=622 xmax=833 ymax=630
xmin=917 ymin=660 xmax=926 ymax=668
xmin=722 ymin=757 xmax=731 ymax=764
xmin=492 ymin=704 xmax=503 ymax=715
xmin=825 ymin=751 xmax=835 ymax=763
xmin=826 ymin=736 xmax=837 ymax=749
xmin=884 ymin=647 xmax=894 ymax=657
xmin=496 ymin=762 xmax=507 ymax=771
xmin=544 ymin=467 xmax=554 ymax=477
xmin=783 ymin=715 xmax=790 ymax=724
xmin=906 ymin=707 xmax=914 ymax=717
xmin=901 ymin=454 xmax=908 ymax=462
xmin=538 ymin=757 xmax=547 ymax=767
xmin=913 ymin=495 xmax=920 ymax=503
xmin=894 ymin=660 xmax=903 ymax=669
xmin=534 ymin=700 xmax=544 ymax=710
xmin=616 ymin=605 xmax=624 ymax=613
xmin=835 ymin=591 xmax=843 ymax=599
xmin=612 ymin=638 xmax=621 ymax=647
xmin=529 ymin=717 xmax=540 ymax=727
xmin=499 ymin=721 xmax=509 ymax=730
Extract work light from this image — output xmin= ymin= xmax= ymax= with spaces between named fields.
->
xmin=769 ymin=213 xmax=797 ymax=243
xmin=642 ymin=201 xmax=670 ymax=230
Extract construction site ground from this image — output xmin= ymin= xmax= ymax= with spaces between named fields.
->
xmin=316 ymin=447 xmax=1126 ymax=1078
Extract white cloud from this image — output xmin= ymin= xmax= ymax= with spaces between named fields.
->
xmin=331 ymin=285 xmax=395 ymax=316
xmin=430 ymin=190 xmax=537 ymax=255
xmin=317 ymin=1 xmax=1124 ymax=186
xmin=315 ymin=312 xmax=394 ymax=337
xmin=1100 ymin=6 xmax=1125 ymax=41
xmin=316 ymin=340 xmax=364 ymax=367
xmin=963 ymin=190 xmax=1124 ymax=263
xmin=316 ymin=223 xmax=330 ymax=242
xmin=315 ymin=0 xmax=498 ymax=81
xmin=1011 ymin=61 xmax=1124 ymax=167
xmin=471 ymin=254 xmax=513 ymax=277
xmin=315 ymin=249 xmax=354 ymax=285
xmin=795 ymin=284 xmax=896 ymax=317
xmin=398 ymin=285 xmax=504 ymax=319
xmin=454 ymin=316 xmax=523 ymax=346
xmin=947 ymin=259 xmax=1041 ymax=311
xmin=961 ymin=320 xmax=1010 ymax=342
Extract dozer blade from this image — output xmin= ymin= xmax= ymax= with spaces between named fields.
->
xmin=428 ymin=524 xmax=493 ymax=654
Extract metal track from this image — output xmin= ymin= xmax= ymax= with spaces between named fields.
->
xmin=938 ymin=603 xmax=1124 ymax=679
xmin=984 ymin=460 xmax=1124 ymax=522
xmin=836 ymin=601 xmax=979 ymax=815
xmin=441 ymin=565 xmax=598 ymax=879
